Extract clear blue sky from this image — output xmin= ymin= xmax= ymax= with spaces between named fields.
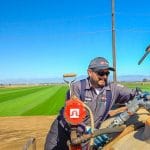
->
xmin=0 ymin=0 xmax=150 ymax=80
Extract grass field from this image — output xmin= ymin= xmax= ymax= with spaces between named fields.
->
xmin=0 ymin=82 xmax=150 ymax=116
xmin=0 ymin=85 xmax=68 ymax=116
xmin=121 ymin=82 xmax=150 ymax=91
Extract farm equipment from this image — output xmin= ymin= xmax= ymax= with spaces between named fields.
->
xmin=138 ymin=44 xmax=150 ymax=65
xmin=63 ymin=76 xmax=150 ymax=150
xmin=22 ymin=74 xmax=150 ymax=150
xmin=63 ymin=73 xmax=77 ymax=97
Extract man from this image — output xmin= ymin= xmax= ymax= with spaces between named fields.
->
xmin=45 ymin=57 xmax=136 ymax=150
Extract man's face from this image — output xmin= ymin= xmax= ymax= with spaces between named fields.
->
xmin=88 ymin=69 xmax=110 ymax=88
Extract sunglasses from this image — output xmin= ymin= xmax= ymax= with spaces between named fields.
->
xmin=95 ymin=71 xmax=110 ymax=76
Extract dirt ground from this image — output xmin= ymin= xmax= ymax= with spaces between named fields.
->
xmin=0 ymin=116 xmax=56 ymax=150
xmin=0 ymin=109 xmax=150 ymax=150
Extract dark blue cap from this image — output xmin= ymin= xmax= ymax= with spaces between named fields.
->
xmin=88 ymin=57 xmax=115 ymax=71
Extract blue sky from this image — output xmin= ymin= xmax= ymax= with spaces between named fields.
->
xmin=0 ymin=0 xmax=150 ymax=80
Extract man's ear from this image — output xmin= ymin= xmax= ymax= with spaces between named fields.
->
xmin=87 ymin=69 xmax=92 ymax=77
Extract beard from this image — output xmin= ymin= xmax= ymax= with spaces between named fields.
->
xmin=90 ymin=77 xmax=107 ymax=88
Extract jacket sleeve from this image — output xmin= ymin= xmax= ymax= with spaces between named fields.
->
xmin=44 ymin=116 xmax=70 ymax=150
xmin=113 ymin=83 xmax=136 ymax=104
xmin=44 ymin=118 xmax=59 ymax=150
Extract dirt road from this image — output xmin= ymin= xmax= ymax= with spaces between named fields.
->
xmin=0 ymin=116 xmax=56 ymax=150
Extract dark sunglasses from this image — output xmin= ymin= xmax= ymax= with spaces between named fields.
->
xmin=95 ymin=71 xmax=110 ymax=76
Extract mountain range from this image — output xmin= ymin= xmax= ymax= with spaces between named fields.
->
xmin=0 ymin=75 xmax=150 ymax=85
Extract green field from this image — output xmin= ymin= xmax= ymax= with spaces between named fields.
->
xmin=0 ymin=85 xmax=68 ymax=116
xmin=121 ymin=82 xmax=150 ymax=91
xmin=0 ymin=82 xmax=150 ymax=116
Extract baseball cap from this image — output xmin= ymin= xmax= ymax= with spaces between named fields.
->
xmin=88 ymin=57 xmax=115 ymax=71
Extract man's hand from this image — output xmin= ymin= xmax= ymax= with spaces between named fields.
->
xmin=86 ymin=126 xmax=110 ymax=148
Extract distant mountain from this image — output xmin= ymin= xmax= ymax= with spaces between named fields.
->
xmin=0 ymin=75 xmax=150 ymax=85
xmin=117 ymin=75 xmax=150 ymax=82
xmin=77 ymin=75 xmax=150 ymax=82
xmin=0 ymin=77 xmax=64 ymax=85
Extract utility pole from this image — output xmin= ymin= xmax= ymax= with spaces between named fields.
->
xmin=111 ymin=0 xmax=117 ymax=82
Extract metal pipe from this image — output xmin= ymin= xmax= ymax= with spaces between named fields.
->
xmin=63 ymin=73 xmax=76 ymax=97
xmin=138 ymin=45 xmax=150 ymax=65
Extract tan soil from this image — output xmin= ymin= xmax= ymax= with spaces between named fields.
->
xmin=0 ymin=109 xmax=150 ymax=150
xmin=0 ymin=116 xmax=56 ymax=150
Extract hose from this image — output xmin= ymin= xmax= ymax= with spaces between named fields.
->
xmin=83 ymin=103 xmax=95 ymax=146
xmin=71 ymin=126 xmax=125 ymax=145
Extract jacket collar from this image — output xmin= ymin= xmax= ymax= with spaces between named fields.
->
xmin=86 ymin=77 xmax=111 ymax=91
